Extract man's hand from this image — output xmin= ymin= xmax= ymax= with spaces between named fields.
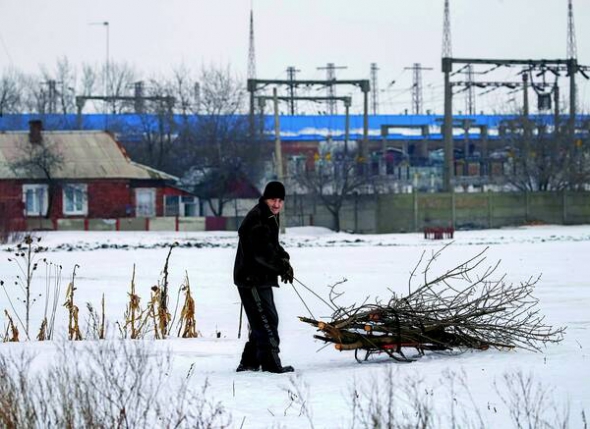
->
xmin=280 ymin=259 xmax=294 ymax=284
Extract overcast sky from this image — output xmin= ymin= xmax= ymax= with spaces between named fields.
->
xmin=1 ymin=0 xmax=589 ymax=114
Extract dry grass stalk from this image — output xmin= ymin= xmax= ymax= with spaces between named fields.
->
xmin=122 ymin=264 xmax=144 ymax=339
xmin=100 ymin=293 xmax=105 ymax=340
xmin=177 ymin=272 xmax=198 ymax=338
xmin=63 ymin=266 xmax=83 ymax=341
xmin=36 ymin=317 xmax=47 ymax=341
xmin=158 ymin=243 xmax=177 ymax=336
xmin=156 ymin=288 xmax=171 ymax=339
xmin=3 ymin=310 xmax=19 ymax=342
xmin=145 ymin=287 xmax=162 ymax=339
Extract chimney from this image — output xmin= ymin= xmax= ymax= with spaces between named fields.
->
xmin=29 ymin=120 xmax=43 ymax=144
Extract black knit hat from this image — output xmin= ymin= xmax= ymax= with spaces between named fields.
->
xmin=262 ymin=181 xmax=285 ymax=200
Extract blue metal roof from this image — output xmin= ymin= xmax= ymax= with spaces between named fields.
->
xmin=0 ymin=113 xmax=585 ymax=142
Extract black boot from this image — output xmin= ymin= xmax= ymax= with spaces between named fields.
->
xmin=262 ymin=364 xmax=294 ymax=374
xmin=237 ymin=341 xmax=260 ymax=372
xmin=236 ymin=363 xmax=260 ymax=372
xmin=260 ymin=350 xmax=294 ymax=373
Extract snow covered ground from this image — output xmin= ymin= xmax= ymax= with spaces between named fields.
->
xmin=1 ymin=225 xmax=589 ymax=428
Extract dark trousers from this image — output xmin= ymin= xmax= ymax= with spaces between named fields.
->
xmin=238 ymin=286 xmax=283 ymax=369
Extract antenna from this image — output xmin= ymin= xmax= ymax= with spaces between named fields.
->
xmin=248 ymin=8 xmax=256 ymax=80
xmin=442 ymin=0 xmax=452 ymax=58
xmin=567 ymin=0 xmax=577 ymax=59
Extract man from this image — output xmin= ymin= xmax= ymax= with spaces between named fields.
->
xmin=233 ymin=181 xmax=295 ymax=373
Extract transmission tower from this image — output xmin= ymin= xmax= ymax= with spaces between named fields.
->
xmin=286 ymin=66 xmax=301 ymax=115
xmin=442 ymin=0 xmax=452 ymax=58
xmin=370 ymin=63 xmax=379 ymax=114
xmin=194 ymin=82 xmax=200 ymax=114
xmin=405 ymin=63 xmax=433 ymax=114
xmin=567 ymin=0 xmax=577 ymax=59
xmin=317 ymin=63 xmax=347 ymax=114
xmin=47 ymin=80 xmax=58 ymax=114
xmin=248 ymin=8 xmax=256 ymax=80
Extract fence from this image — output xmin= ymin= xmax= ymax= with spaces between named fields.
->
xmin=285 ymin=191 xmax=590 ymax=234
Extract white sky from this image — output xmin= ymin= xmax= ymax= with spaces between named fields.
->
xmin=1 ymin=0 xmax=589 ymax=114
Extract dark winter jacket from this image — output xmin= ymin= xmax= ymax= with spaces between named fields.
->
xmin=233 ymin=198 xmax=290 ymax=288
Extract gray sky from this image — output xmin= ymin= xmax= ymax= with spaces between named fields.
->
xmin=1 ymin=0 xmax=589 ymax=114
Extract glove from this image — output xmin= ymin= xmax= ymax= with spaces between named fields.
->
xmin=280 ymin=259 xmax=294 ymax=284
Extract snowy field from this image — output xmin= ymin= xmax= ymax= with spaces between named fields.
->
xmin=1 ymin=225 xmax=589 ymax=428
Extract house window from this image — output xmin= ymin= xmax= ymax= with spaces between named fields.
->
xmin=135 ymin=188 xmax=156 ymax=217
xmin=164 ymin=195 xmax=199 ymax=217
xmin=63 ymin=184 xmax=88 ymax=216
xmin=23 ymin=184 xmax=48 ymax=217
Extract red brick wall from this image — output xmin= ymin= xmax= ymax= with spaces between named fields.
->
xmin=1 ymin=179 xmax=185 ymax=221
xmin=0 ymin=182 xmax=24 ymax=219
xmin=88 ymin=181 xmax=133 ymax=218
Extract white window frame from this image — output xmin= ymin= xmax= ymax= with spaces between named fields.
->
xmin=163 ymin=195 xmax=199 ymax=217
xmin=22 ymin=184 xmax=49 ymax=217
xmin=135 ymin=188 xmax=156 ymax=217
xmin=62 ymin=183 xmax=88 ymax=216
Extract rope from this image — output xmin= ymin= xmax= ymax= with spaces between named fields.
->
xmin=289 ymin=281 xmax=316 ymax=320
xmin=293 ymin=277 xmax=337 ymax=312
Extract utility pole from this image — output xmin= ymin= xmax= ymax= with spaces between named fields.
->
xmin=442 ymin=0 xmax=454 ymax=191
xmin=405 ymin=63 xmax=433 ymax=115
xmin=134 ymin=81 xmax=144 ymax=113
xmin=286 ymin=66 xmax=301 ymax=115
xmin=465 ymin=65 xmax=475 ymax=115
xmin=273 ymin=87 xmax=283 ymax=180
xmin=273 ymin=87 xmax=286 ymax=233
xmin=566 ymin=0 xmax=578 ymax=135
xmin=370 ymin=63 xmax=379 ymax=115
xmin=317 ymin=63 xmax=347 ymax=115
xmin=89 ymin=21 xmax=110 ymax=127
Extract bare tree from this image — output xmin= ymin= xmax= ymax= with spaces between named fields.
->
xmin=176 ymin=64 xmax=265 ymax=215
xmin=293 ymin=151 xmax=373 ymax=232
xmin=105 ymin=61 xmax=139 ymax=114
xmin=499 ymin=117 xmax=590 ymax=191
xmin=0 ymin=67 xmax=25 ymax=114
xmin=10 ymin=133 xmax=64 ymax=219
xmin=170 ymin=64 xmax=199 ymax=116
xmin=125 ymin=76 xmax=177 ymax=171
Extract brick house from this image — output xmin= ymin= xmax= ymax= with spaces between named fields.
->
xmin=0 ymin=120 xmax=193 ymax=231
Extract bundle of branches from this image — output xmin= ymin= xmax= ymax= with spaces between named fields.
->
xmin=299 ymin=245 xmax=565 ymax=362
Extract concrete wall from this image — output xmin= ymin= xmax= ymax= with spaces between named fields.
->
xmin=283 ymin=191 xmax=590 ymax=233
